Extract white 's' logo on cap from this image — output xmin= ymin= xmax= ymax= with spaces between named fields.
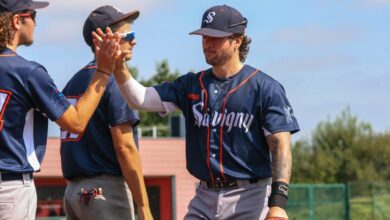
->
xmin=112 ymin=6 xmax=122 ymax=13
xmin=204 ymin=11 xmax=216 ymax=24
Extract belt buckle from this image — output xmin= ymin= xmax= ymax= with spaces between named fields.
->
xmin=207 ymin=180 xmax=238 ymax=190
xmin=226 ymin=180 xmax=238 ymax=188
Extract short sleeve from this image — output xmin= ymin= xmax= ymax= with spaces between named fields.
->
xmin=153 ymin=74 xmax=189 ymax=110
xmin=25 ymin=65 xmax=70 ymax=121
xmin=106 ymin=79 xmax=140 ymax=127
xmin=262 ymin=80 xmax=299 ymax=134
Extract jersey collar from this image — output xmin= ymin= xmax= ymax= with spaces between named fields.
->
xmin=0 ymin=48 xmax=17 ymax=57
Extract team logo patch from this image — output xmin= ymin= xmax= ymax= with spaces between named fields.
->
xmin=187 ymin=93 xmax=200 ymax=101
xmin=284 ymin=106 xmax=293 ymax=124
xmin=204 ymin=11 xmax=216 ymax=24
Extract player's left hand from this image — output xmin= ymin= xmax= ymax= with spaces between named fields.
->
xmin=92 ymin=27 xmax=121 ymax=74
xmin=265 ymin=206 xmax=288 ymax=220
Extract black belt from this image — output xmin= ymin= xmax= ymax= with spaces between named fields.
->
xmin=0 ymin=173 xmax=33 ymax=181
xmin=202 ymin=179 xmax=259 ymax=190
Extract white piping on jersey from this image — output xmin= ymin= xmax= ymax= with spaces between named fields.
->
xmin=192 ymin=101 xmax=254 ymax=133
xmin=24 ymin=109 xmax=40 ymax=171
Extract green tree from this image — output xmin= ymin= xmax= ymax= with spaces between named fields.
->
xmin=128 ymin=60 xmax=181 ymax=136
xmin=292 ymin=108 xmax=390 ymax=183
xmin=127 ymin=64 xmax=139 ymax=80
xmin=139 ymin=59 xmax=180 ymax=87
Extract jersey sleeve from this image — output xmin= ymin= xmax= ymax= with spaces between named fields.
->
xmin=106 ymin=79 xmax=140 ymax=128
xmin=25 ymin=65 xmax=71 ymax=121
xmin=262 ymin=80 xmax=299 ymax=134
xmin=153 ymin=74 xmax=189 ymax=111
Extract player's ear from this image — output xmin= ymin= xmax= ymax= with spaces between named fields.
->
xmin=12 ymin=14 xmax=22 ymax=30
xmin=232 ymin=35 xmax=243 ymax=50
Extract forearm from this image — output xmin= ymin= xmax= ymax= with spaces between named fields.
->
xmin=267 ymin=132 xmax=292 ymax=183
xmin=118 ymin=77 xmax=178 ymax=113
xmin=74 ymin=73 xmax=109 ymax=126
xmin=56 ymin=72 xmax=109 ymax=133
xmin=265 ymin=131 xmax=292 ymax=218
xmin=116 ymin=146 xmax=150 ymax=208
xmin=114 ymin=62 xmax=131 ymax=84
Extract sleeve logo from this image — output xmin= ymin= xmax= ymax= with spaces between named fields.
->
xmin=0 ymin=90 xmax=12 ymax=131
xmin=284 ymin=106 xmax=293 ymax=124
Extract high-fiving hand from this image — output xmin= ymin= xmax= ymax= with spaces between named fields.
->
xmin=92 ymin=27 xmax=121 ymax=75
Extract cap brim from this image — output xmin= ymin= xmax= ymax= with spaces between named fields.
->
xmin=31 ymin=1 xmax=49 ymax=10
xmin=189 ymin=28 xmax=233 ymax=38
xmin=112 ymin=10 xmax=140 ymax=25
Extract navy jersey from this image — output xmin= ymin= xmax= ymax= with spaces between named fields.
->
xmin=0 ymin=48 xmax=70 ymax=173
xmin=154 ymin=64 xmax=299 ymax=181
xmin=61 ymin=61 xmax=140 ymax=180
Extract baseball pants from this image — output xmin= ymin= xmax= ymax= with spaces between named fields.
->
xmin=64 ymin=174 xmax=134 ymax=220
xmin=184 ymin=178 xmax=272 ymax=220
xmin=0 ymin=173 xmax=37 ymax=220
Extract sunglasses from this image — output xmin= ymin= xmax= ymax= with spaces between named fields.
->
xmin=119 ymin=31 xmax=135 ymax=42
xmin=19 ymin=11 xmax=37 ymax=22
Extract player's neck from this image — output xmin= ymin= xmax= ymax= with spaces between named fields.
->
xmin=6 ymin=45 xmax=16 ymax=52
xmin=212 ymin=59 xmax=244 ymax=79
xmin=7 ymin=37 xmax=19 ymax=52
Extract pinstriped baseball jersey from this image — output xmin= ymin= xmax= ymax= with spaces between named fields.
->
xmin=0 ymin=48 xmax=71 ymax=173
xmin=154 ymin=64 xmax=299 ymax=182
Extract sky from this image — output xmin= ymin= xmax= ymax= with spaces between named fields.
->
xmin=17 ymin=0 xmax=390 ymax=140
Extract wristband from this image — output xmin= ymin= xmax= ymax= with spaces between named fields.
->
xmin=96 ymin=69 xmax=111 ymax=76
xmin=268 ymin=193 xmax=288 ymax=209
xmin=268 ymin=182 xmax=289 ymax=209
xmin=272 ymin=181 xmax=289 ymax=197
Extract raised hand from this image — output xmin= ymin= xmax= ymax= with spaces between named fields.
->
xmin=92 ymin=27 xmax=121 ymax=75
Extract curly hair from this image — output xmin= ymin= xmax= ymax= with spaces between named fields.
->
xmin=231 ymin=33 xmax=251 ymax=62
xmin=0 ymin=12 xmax=14 ymax=51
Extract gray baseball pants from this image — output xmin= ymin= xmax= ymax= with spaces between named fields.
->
xmin=0 ymin=173 xmax=36 ymax=220
xmin=184 ymin=178 xmax=272 ymax=220
xmin=64 ymin=174 xmax=134 ymax=220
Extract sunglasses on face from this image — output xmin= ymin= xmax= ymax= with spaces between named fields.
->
xmin=19 ymin=11 xmax=37 ymax=22
xmin=119 ymin=31 xmax=135 ymax=42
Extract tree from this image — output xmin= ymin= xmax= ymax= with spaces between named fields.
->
xmin=127 ymin=64 xmax=139 ymax=80
xmin=292 ymin=108 xmax=390 ymax=183
xmin=128 ymin=60 xmax=181 ymax=136
xmin=139 ymin=59 xmax=180 ymax=87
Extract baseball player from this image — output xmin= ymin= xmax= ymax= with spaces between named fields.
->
xmin=0 ymin=0 xmax=119 ymax=219
xmin=97 ymin=4 xmax=299 ymax=220
xmin=61 ymin=5 xmax=152 ymax=220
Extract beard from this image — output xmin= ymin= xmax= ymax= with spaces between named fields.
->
xmin=124 ymin=53 xmax=132 ymax=61
xmin=204 ymin=50 xmax=232 ymax=66
xmin=24 ymin=41 xmax=33 ymax=46
xmin=20 ymin=34 xmax=34 ymax=47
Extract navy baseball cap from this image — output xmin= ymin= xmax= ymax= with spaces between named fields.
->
xmin=0 ymin=0 xmax=48 ymax=13
xmin=190 ymin=5 xmax=247 ymax=38
xmin=83 ymin=5 xmax=140 ymax=47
